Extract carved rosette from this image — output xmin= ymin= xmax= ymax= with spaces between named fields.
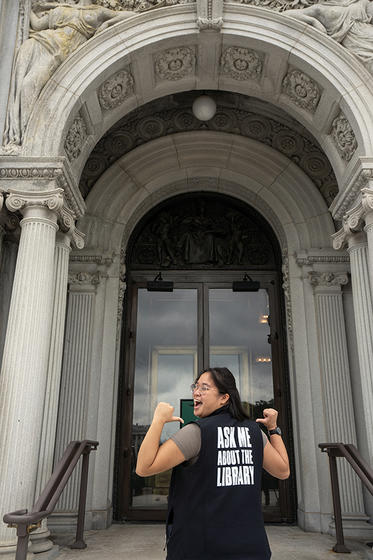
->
xmin=64 ymin=115 xmax=88 ymax=161
xmin=220 ymin=46 xmax=263 ymax=81
xmin=308 ymin=271 xmax=349 ymax=288
xmin=330 ymin=112 xmax=357 ymax=162
xmin=154 ymin=47 xmax=196 ymax=81
xmin=282 ymin=69 xmax=321 ymax=113
xmin=98 ymin=69 xmax=134 ymax=111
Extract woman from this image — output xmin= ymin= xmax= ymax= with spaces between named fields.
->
xmin=284 ymin=0 xmax=373 ymax=74
xmin=3 ymin=0 xmax=138 ymax=150
xmin=136 ymin=367 xmax=290 ymax=559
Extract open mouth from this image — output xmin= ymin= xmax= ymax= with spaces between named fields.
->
xmin=194 ymin=400 xmax=202 ymax=411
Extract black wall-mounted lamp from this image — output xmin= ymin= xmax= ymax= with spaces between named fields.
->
xmin=232 ymin=274 xmax=260 ymax=292
xmin=146 ymin=272 xmax=174 ymax=292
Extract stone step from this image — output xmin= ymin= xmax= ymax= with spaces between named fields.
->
xmin=52 ymin=524 xmax=372 ymax=560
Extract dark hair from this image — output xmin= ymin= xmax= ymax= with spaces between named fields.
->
xmin=196 ymin=367 xmax=250 ymax=421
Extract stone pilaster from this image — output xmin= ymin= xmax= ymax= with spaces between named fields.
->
xmin=0 ymin=192 xmax=4 ymax=260
xmin=52 ymin=271 xmax=100 ymax=522
xmin=0 ymin=189 xmax=63 ymax=558
xmin=309 ymin=272 xmax=368 ymax=532
xmin=333 ymin=229 xmax=373 ymax=467
xmin=30 ymin=217 xmax=84 ymax=554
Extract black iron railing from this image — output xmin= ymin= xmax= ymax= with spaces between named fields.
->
xmin=3 ymin=440 xmax=98 ymax=560
xmin=319 ymin=442 xmax=373 ymax=553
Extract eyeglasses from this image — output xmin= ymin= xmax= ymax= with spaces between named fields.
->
xmin=190 ymin=382 xmax=213 ymax=393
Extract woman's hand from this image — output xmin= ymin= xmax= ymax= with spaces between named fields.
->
xmin=256 ymin=408 xmax=278 ymax=431
xmin=153 ymin=402 xmax=184 ymax=425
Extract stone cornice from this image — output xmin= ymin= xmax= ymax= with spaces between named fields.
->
xmin=0 ymin=157 xmax=86 ymax=219
xmin=308 ymin=271 xmax=349 ymax=288
xmin=332 ymin=187 xmax=373 ymax=250
xmin=330 ymin=158 xmax=373 ymax=221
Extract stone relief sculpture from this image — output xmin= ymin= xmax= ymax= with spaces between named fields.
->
xmin=2 ymin=0 xmax=146 ymax=153
xmin=284 ymin=0 xmax=373 ymax=74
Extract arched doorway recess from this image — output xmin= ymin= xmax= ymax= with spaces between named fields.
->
xmin=115 ymin=191 xmax=295 ymax=522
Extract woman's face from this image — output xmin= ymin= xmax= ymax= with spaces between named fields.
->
xmin=193 ymin=371 xmax=229 ymax=418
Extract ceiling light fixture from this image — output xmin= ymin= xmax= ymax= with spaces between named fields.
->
xmin=192 ymin=95 xmax=217 ymax=121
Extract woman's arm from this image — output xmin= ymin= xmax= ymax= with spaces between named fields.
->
xmin=284 ymin=7 xmax=328 ymax=33
xmin=30 ymin=11 xmax=50 ymax=32
xmin=136 ymin=402 xmax=186 ymax=477
xmin=257 ymin=408 xmax=290 ymax=480
xmin=96 ymin=8 xmax=137 ymax=33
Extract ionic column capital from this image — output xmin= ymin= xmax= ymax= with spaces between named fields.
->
xmin=308 ymin=271 xmax=349 ymax=290
xmin=5 ymin=188 xmax=64 ymax=223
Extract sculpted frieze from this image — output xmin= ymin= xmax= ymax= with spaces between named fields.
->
xmin=64 ymin=115 xmax=88 ymax=162
xmin=2 ymin=0 xmax=154 ymax=151
xmin=154 ymin=47 xmax=196 ymax=81
xmin=220 ymin=46 xmax=263 ymax=81
xmin=283 ymin=0 xmax=373 ymax=75
xmin=98 ymin=68 xmax=135 ymax=110
xmin=80 ymin=95 xmax=338 ymax=205
xmin=282 ymin=69 xmax=321 ymax=113
xmin=330 ymin=112 xmax=357 ymax=162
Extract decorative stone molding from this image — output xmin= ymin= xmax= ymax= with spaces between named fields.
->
xmin=197 ymin=0 xmax=223 ymax=30
xmin=296 ymin=255 xmax=349 ymax=266
xmin=0 ymin=191 xmax=4 ymax=211
xmin=81 ymin=94 xmax=337 ymax=204
xmin=58 ymin=206 xmax=85 ymax=250
xmin=6 ymin=188 xmax=64 ymax=215
xmin=0 ymin=162 xmax=85 ymax=219
xmin=308 ymin=271 xmax=349 ymax=288
xmin=332 ymin=168 xmax=373 ymax=221
xmin=282 ymin=69 xmax=321 ymax=113
xmin=220 ymin=46 xmax=263 ymax=81
xmin=98 ymin=68 xmax=135 ymax=111
xmin=64 ymin=114 xmax=88 ymax=161
xmin=332 ymin=187 xmax=373 ymax=250
xmin=154 ymin=47 xmax=196 ymax=81
xmin=330 ymin=112 xmax=358 ymax=162
xmin=70 ymin=254 xmax=114 ymax=266
xmin=281 ymin=249 xmax=294 ymax=352
xmin=68 ymin=271 xmax=102 ymax=286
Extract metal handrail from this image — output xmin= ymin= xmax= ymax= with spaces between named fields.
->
xmin=319 ymin=442 xmax=373 ymax=553
xmin=3 ymin=439 xmax=98 ymax=560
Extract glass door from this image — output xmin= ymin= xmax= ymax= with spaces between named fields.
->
xmin=120 ymin=276 xmax=292 ymax=522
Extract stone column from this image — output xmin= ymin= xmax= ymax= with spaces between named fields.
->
xmin=52 ymin=271 xmax=99 ymax=529
xmin=0 ymin=189 xmax=63 ymax=558
xmin=309 ymin=271 xmax=369 ymax=534
xmin=0 ymin=191 xmax=4 ymax=260
xmin=30 ymin=214 xmax=84 ymax=554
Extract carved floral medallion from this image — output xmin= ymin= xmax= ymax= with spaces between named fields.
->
xmin=221 ymin=46 xmax=263 ymax=81
xmin=330 ymin=112 xmax=357 ymax=162
xmin=98 ymin=69 xmax=134 ymax=110
xmin=154 ymin=47 xmax=196 ymax=81
xmin=64 ymin=115 xmax=87 ymax=161
xmin=282 ymin=69 xmax=321 ymax=113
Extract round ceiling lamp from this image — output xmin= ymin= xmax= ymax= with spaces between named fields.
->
xmin=192 ymin=95 xmax=217 ymax=121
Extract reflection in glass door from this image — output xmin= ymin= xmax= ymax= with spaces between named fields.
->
xmin=124 ymin=280 xmax=290 ymax=522
xmin=131 ymin=288 xmax=198 ymax=510
xmin=209 ymin=288 xmax=279 ymax=517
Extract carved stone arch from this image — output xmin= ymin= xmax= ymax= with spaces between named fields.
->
xmin=80 ymin=131 xmax=335 ymax=254
xmin=22 ymin=3 xmax=373 ymax=205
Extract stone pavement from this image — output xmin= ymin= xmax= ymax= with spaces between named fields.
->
xmin=55 ymin=524 xmax=373 ymax=560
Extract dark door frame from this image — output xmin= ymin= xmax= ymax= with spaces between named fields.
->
xmin=114 ymin=269 xmax=296 ymax=523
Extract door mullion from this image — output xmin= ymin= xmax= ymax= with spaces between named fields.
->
xmin=202 ymin=283 xmax=210 ymax=370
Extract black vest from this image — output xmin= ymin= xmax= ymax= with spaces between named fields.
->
xmin=166 ymin=408 xmax=271 ymax=560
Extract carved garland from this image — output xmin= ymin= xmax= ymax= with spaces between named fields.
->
xmin=330 ymin=112 xmax=358 ymax=163
xmin=64 ymin=114 xmax=88 ymax=161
